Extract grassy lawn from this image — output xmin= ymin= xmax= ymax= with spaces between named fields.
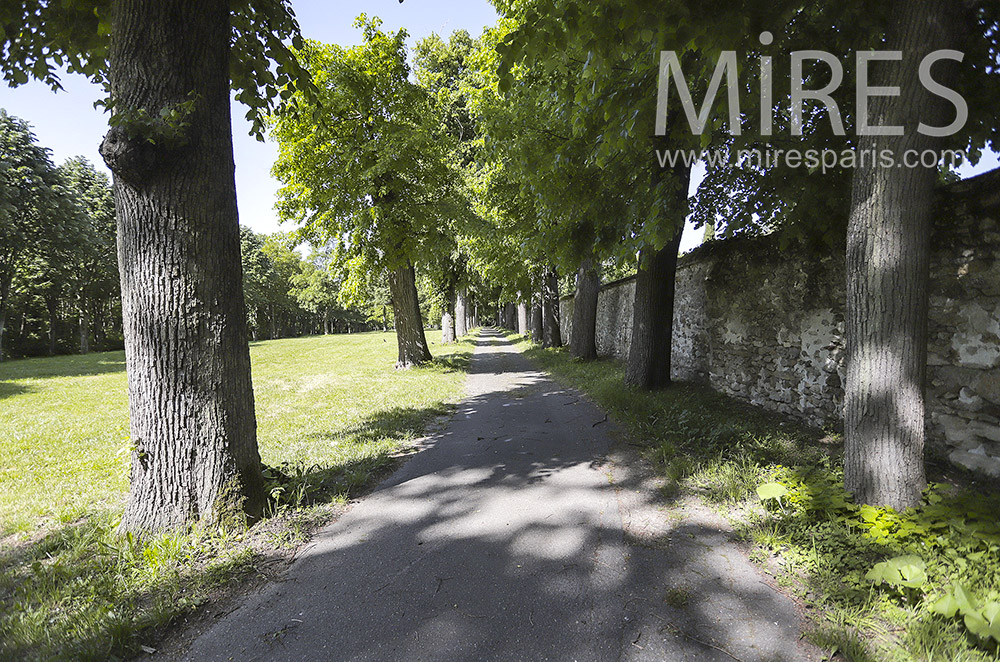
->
xmin=512 ymin=333 xmax=1000 ymax=662
xmin=0 ymin=330 xmax=474 ymax=660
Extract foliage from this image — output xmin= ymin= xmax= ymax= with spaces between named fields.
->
xmin=0 ymin=113 xmax=118 ymax=359
xmin=0 ymin=0 xmax=315 ymax=141
xmin=932 ymin=582 xmax=1000 ymax=643
xmin=271 ymin=16 xmax=466 ymax=279
xmin=239 ymin=227 xmax=370 ymax=339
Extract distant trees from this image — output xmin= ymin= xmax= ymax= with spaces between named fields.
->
xmin=0 ymin=112 xmax=119 ymax=360
xmin=0 ymin=110 xmax=65 ymax=361
xmin=239 ymin=227 xmax=370 ymax=339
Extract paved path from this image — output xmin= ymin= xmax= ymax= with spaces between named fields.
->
xmin=182 ymin=329 xmax=819 ymax=661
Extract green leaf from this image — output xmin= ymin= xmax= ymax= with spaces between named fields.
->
xmin=756 ymin=482 xmax=788 ymax=501
xmin=865 ymin=555 xmax=926 ymax=588
xmin=931 ymin=592 xmax=960 ymax=618
xmin=954 ymin=583 xmax=977 ymax=615
xmin=859 ymin=505 xmax=879 ymax=523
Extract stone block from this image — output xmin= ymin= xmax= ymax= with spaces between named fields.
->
xmin=949 ymin=449 xmax=1000 ymax=477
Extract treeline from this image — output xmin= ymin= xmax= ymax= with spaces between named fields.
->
xmin=0 ymin=110 xmax=381 ymax=361
xmin=0 ymin=110 xmax=120 ymax=360
xmin=238 ymin=228 xmax=376 ymax=341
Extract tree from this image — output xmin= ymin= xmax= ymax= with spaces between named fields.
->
xmin=272 ymin=17 xmax=465 ymax=367
xmin=414 ymin=31 xmax=487 ymax=345
xmin=2 ymin=0 xmax=314 ymax=532
xmin=240 ymin=226 xmax=276 ymax=340
xmin=493 ymin=3 xmax=717 ymax=386
xmin=0 ymin=111 xmax=65 ymax=361
xmin=58 ymin=157 xmax=117 ymax=354
xmin=843 ymin=0 xmax=986 ymax=509
xmin=290 ymin=248 xmax=343 ymax=335
xmin=540 ymin=266 xmax=562 ymax=348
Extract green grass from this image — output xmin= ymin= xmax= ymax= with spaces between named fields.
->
xmin=511 ymin=333 xmax=1000 ymax=662
xmin=0 ymin=330 xmax=474 ymax=661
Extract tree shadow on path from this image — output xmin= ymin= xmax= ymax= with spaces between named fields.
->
xmin=183 ymin=329 xmax=819 ymax=662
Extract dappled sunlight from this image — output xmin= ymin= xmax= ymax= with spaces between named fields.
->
xmin=183 ymin=329 xmax=814 ymax=662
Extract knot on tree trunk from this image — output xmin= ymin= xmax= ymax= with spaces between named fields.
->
xmin=100 ymin=123 xmax=180 ymax=184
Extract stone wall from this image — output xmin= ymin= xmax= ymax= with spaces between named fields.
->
xmin=559 ymin=168 xmax=1000 ymax=477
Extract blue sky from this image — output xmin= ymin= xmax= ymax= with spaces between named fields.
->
xmin=1 ymin=0 xmax=996 ymax=252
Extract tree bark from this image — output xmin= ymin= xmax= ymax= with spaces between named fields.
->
xmin=530 ymin=295 xmax=543 ymax=343
xmin=624 ymin=153 xmax=690 ymax=390
xmin=388 ymin=261 xmax=432 ymax=368
xmin=455 ymin=285 xmax=468 ymax=338
xmin=625 ymin=230 xmax=685 ymax=389
xmin=101 ymin=0 xmax=264 ymax=534
xmin=844 ymin=0 xmax=961 ymax=509
xmin=541 ymin=268 xmax=562 ymax=348
xmin=570 ymin=257 xmax=600 ymax=360
xmin=517 ymin=292 xmax=529 ymax=335
xmin=441 ymin=282 xmax=456 ymax=343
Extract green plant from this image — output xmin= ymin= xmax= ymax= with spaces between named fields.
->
xmin=757 ymin=481 xmax=789 ymax=505
xmin=932 ymin=582 xmax=1000 ymax=643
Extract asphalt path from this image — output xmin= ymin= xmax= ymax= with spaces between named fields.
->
xmin=182 ymin=329 xmax=819 ymax=661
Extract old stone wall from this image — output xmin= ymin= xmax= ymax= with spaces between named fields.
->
xmin=559 ymin=169 xmax=1000 ymax=477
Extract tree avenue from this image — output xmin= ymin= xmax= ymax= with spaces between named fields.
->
xmin=3 ymin=0 xmax=999 ymax=535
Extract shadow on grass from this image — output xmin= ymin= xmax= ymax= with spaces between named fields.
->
xmin=265 ymin=402 xmax=458 ymax=509
xmin=0 ymin=399 xmax=466 ymax=661
xmin=0 ymin=381 xmax=29 ymax=400
xmin=0 ymin=514 xmax=264 ymax=662
xmin=0 ymin=352 xmax=126 ymax=382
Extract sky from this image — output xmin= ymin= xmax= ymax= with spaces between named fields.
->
xmin=1 ymin=0 xmax=997 ymax=255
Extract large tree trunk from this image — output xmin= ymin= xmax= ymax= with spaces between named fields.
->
xmin=530 ymin=295 xmax=543 ymax=343
xmin=625 ymin=230 xmax=685 ymax=389
xmin=455 ymin=286 xmax=468 ymax=338
xmin=625 ymin=155 xmax=690 ymax=390
xmin=844 ymin=0 xmax=961 ymax=510
xmin=101 ymin=0 xmax=264 ymax=534
xmin=541 ymin=268 xmax=562 ymax=348
xmin=570 ymin=257 xmax=600 ymax=360
xmin=517 ymin=292 xmax=529 ymax=335
xmin=441 ymin=282 xmax=456 ymax=343
xmin=388 ymin=262 xmax=432 ymax=368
